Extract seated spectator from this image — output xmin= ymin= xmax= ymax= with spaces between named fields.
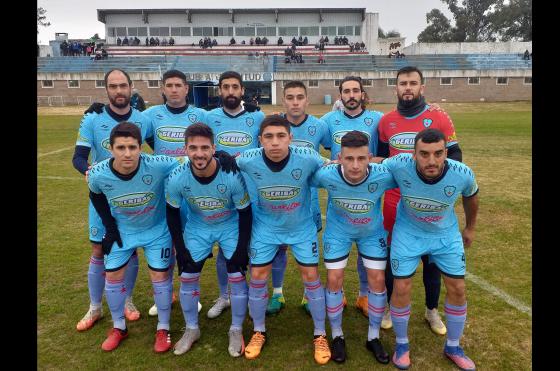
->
xmin=523 ymin=49 xmax=530 ymax=60
xmin=212 ymin=39 xmax=217 ymax=46
xmin=145 ymin=37 xmax=149 ymax=46
xmin=334 ymin=36 xmax=339 ymax=45
xmin=169 ymin=37 xmax=175 ymax=46
xmin=150 ymin=37 xmax=155 ymax=46
xmin=116 ymin=37 xmax=122 ymax=46
xmin=319 ymin=36 xmax=325 ymax=44
xmin=314 ymin=42 xmax=320 ymax=50
xmin=250 ymin=37 xmax=255 ymax=46
xmin=318 ymin=52 xmax=325 ymax=64
xmin=256 ymin=37 xmax=261 ymax=45
xmin=155 ymin=37 xmax=160 ymax=46
xmin=241 ymin=40 xmax=246 ymax=45
xmin=255 ymin=51 xmax=260 ymax=57
xmin=324 ymin=36 xmax=329 ymax=44
xmin=291 ymin=36 xmax=298 ymax=45
xmin=303 ymin=36 xmax=308 ymax=45
xmin=230 ymin=37 xmax=236 ymax=45
xmin=101 ymin=48 xmax=108 ymax=59
xmin=349 ymin=43 xmax=354 ymax=52
xmin=298 ymin=35 xmax=303 ymax=45
xmin=360 ymin=41 xmax=365 ymax=50
xmin=262 ymin=37 xmax=268 ymax=45
xmin=278 ymin=37 xmax=284 ymax=45
xmin=123 ymin=37 xmax=129 ymax=45
xmin=285 ymin=57 xmax=291 ymax=63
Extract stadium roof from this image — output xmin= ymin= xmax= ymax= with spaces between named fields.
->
xmin=97 ymin=8 xmax=367 ymax=23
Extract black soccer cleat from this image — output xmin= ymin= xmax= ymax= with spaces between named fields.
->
xmin=331 ymin=336 xmax=346 ymax=363
xmin=366 ymin=338 xmax=390 ymax=364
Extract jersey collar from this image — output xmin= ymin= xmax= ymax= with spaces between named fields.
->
xmin=109 ymin=156 xmax=141 ymax=181
xmin=105 ymin=105 xmax=132 ymax=122
xmin=165 ymin=104 xmax=188 ymax=115
xmin=415 ymin=160 xmax=449 ymax=185
xmin=222 ymin=107 xmax=246 ymax=118
xmin=343 ymin=109 xmax=365 ymax=120
xmin=287 ymin=114 xmax=309 ymax=127
xmin=190 ymin=159 xmax=220 ymax=185
xmin=263 ymin=149 xmax=291 ymax=172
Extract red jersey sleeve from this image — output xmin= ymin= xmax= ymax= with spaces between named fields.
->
xmin=435 ymin=111 xmax=458 ymax=146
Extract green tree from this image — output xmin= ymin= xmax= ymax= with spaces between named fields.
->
xmin=378 ymin=27 xmax=401 ymax=39
xmin=489 ymin=0 xmax=532 ymax=41
xmin=37 ymin=7 xmax=51 ymax=33
xmin=386 ymin=29 xmax=401 ymax=38
xmin=418 ymin=9 xmax=453 ymax=42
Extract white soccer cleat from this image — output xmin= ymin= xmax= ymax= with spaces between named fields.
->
xmin=425 ymin=307 xmax=447 ymax=335
xmin=149 ymin=303 xmax=158 ymax=317
xmin=207 ymin=297 xmax=230 ymax=319
xmin=173 ymin=327 xmax=201 ymax=355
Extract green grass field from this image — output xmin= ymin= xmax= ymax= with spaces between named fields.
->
xmin=38 ymin=102 xmax=532 ymax=370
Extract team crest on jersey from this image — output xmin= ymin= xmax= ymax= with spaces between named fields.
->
xmin=402 ymin=196 xmax=450 ymax=213
xmin=188 ymin=114 xmax=198 ymax=123
xmin=142 ymin=175 xmax=153 ymax=185
xmin=249 ymin=248 xmax=257 ymax=259
xmin=111 ymin=192 xmax=155 ymax=208
xmin=91 ymin=227 xmax=98 ymax=237
xmin=334 ymin=119 xmax=341 ymax=125
xmin=423 ymin=118 xmax=433 ymax=128
xmin=389 ymin=122 xmax=397 ymax=129
xmin=102 ymin=138 xmax=110 ymax=150
xmin=368 ymin=183 xmax=378 ymax=193
xmin=156 ymin=114 xmax=164 ymax=119
xmin=333 ymin=198 xmax=373 ymax=213
xmin=183 ymin=186 xmax=191 ymax=193
xmin=444 ymin=186 xmax=456 ymax=197
xmin=246 ymin=117 xmax=254 ymax=127
xmin=291 ymin=169 xmax=302 ymax=180
xmin=100 ymin=124 xmax=109 ymax=130
xmin=217 ymin=184 xmax=227 ymax=194
xmin=260 ymin=186 xmax=300 ymax=201
xmin=364 ymin=118 xmax=373 ymax=126
xmin=391 ymin=259 xmax=399 ymax=271
xmin=308 ymin=126 xmax=317 ymax=136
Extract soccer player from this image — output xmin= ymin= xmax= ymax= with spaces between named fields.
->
xmin=72 ymin=69 xmax=151 ymax=331
xmin=143 ymin=69 xmax=207 ymax=317
xmin=377 ymin=66 xmax=463 ymax=333
xmin=236 ymin=115 xmax=331 ymax=364
xmin=88 ymin=122 xmax=179 ymax=352
xmin=320 ymin=76 xmax=384 ymax=318
xmin=205 ymin=71 xmax=265 ymax=319
xmin=311 ymin=131 xmax=396 ymax=364
xmin=165 ymin=123 xmax=252 ymax=357
xmin=384 ymin=128 xmax=478 ymax=370
xmin=265 ymin=80 xmax=331 ymax=315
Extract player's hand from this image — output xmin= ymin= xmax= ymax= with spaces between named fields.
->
xmin=229 ymin=247 xmax=249 ymax=275
xmin=215 ymin=150 xmax=240 ymax=174
xmin=462 ymin=227 xmax=475 ymax=247
xmin=101 ymin=227 xmax=123 ymax=255
xmin=84 ymin=102 xmax=105 ymax=115
xmin=175 ymin=246 xmax=196 ymax=275
xmin=427 ymin=103 xmax=444 ymax=112
xmin=324 ymin=159 xmax=339 ymax=166
xmin=85 ymin=165 xmax=92 ymax=182
xmin=244 ymin=102 xmax=261 ymax=112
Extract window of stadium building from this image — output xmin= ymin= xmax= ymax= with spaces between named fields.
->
xmin=171 ymin=27 xmax=191 ymax=36
xmin=256 ymin=27 xmax=276 ymax=36
xmin=337 ymin=26 xmax=354 ymax=35
xmin=321 ymin=26 xmax=337 ymax=36
xmin=68 ymin=80 xmax=80 ymax=88
xmin=236 ymin=27 xmax=256 ymax=36
xmin=300 ymin=27 xmax=319 ymax=36
xmin=334 ymin=79 xmax=342 ymax=87
xmin=148 ymin=80 xmax=160 ymax=88
xmin=440 ymin=77 xmax=453 ymax=85
xmin=127 ymin=27 xmax=148 ymax=37
xmin=524 ymin=77 xmax=532 ymax=85
xmin=496 ymin=77 xmax=508 ymax=85
xmin=362 ymin=79 xmax=373 ymax=87
xmin=95 ymin=80 xmax=105 ymax=88
xmin=468 ymin=77 xmax=480 ymax=85
xmin=278 ymin=27 xmax=298 ymax=36
xmin=355 ymin=26 xmax=361 ymax=36
xmin=387 ymin=78 xmax=397 ymax=86
xmin=308 ymin=80 xmax=319 ymax=88
xmin=41 ymin=80 xmax=53 ymax=88
xmin=149 ymin=27 xmax=170 ymax=37
xmin=193 ymin=27 xmax=214 ymax=37
xmin=116 ymin=27 xmax=127 ymax=37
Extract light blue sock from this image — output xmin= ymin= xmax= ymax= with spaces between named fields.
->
xmin=304 ymin=280 xmax=326 ymax=336
xmin=356 ymin=257 xmax=369 ymax=297
xmin=445 ymin=301 xmax=467 ymax=347
xmin=368 ymin=290 xmax=387 ymax=340
xmin=105 ymin=277 xmax=127 ymax=330
xmin=124 ymin=252 xmax=139 ymax=299
xmin=249 ymin=279 xmax=268 ymax=332
xmin=87 ymin=256 xmax=105 ymax=306
xmin=390 ymin=304 xmax=411 ymax=344
xmin=153 ymin=278 xmax=172 ymax=331
xmin=271 ymin=246 xmax=288 ymax=289
xmin=216 ymin=249 xmax=229 ymax=299
xmin=325 ymin=289 xmax=344 ymax=338
xmin=228 ymin=272 xmax=248 ymax=330
xmin=179 ymin=273 xmax=201 ymax=329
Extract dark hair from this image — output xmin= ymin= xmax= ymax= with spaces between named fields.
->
xmin=219 ymin=71 xmax=243 ymax=87
xmin=341 ymin=130 xmax=369 ymax=148
xmin=414 ymin=128 xmax=446 ymax=149
xmin=162 ymin=69 xmax=187 ymax=85
xmin=184 ymin=122 xmax=214 ymax=145
xmin=104 ymin=68 xmax=132 ymax=86
xmin=283 ymin=80 xmax=307 ymax=95
xmin=259 ymin=114 xmax=290 ymax=136
xmin=396 ymin=66 xmax=424 ymax=84
xmin=339 ymin=75 xmax=364 ymax=93
xmin=109 ymin=121 xmax=142 ymax=146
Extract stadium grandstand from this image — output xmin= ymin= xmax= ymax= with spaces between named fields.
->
xmin=36 ymin=7 xmax=532 ymax=106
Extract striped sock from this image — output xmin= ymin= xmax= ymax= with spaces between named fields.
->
xmin=326 ymin=289 xmax=344 ymax=339
xmin=445 ymin=301 xmax=467 ymax=347
xmin=179 ymin=273 xmax=201 ymax=329
xmin=367 ymin=290 xmax=387 ymax=340
xmin=87 ymin=256 xmax=105 ymax=306
xmin=249 ymin=279 xmax=268 ymax=332
xmin=390 ymin=304 xmax=411 ymax=344
xmin=228 ymin=272 xmax=248 ymax=330
xmin=305 ymin=279 xmax=326 ymax=336
xmin=105 ymin=277 xmax=127 ymax=330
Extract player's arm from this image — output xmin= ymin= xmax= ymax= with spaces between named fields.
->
xmin=229 ymin=204 xmax=253 ymax=274
xmin=89 ymin=191 xmax=122 ymax=254
xmin=74 ymin=114 xmax=95 ymax=178
xmin=438 ymin=112 xmax=463 ymax=162
xmin=461 ymin=193 xmax=479 ymax=247
xmin=446 ymin=144 xmax=462 ymax=162
xmin=72 ymin=145 xmax=91 ymax=176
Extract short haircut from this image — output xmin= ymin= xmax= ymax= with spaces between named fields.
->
xmin=259 ymin=114 xmax=290 ymax=136
xmin=341 ymin=130 xmax=369 ymax=148
xmin=184 ymin=122 xmax=214 ymax=145
xmin=414 ymin=128 xmax=446 ymax=149
xmin=110 ymin=122 xmax=141 ymax=146
xmin=283 ymin=80 xmax=307 ymax=95
xmin=339 ymin=75 xmax=364 ymax=93
xmin=104 ymin=68 xmax=132 ymax=86
xmin=219 ymin=71 xmax=243 ymax=87
xmin=396 ymin=66 xmax=424 ymax=84
xmin=162 ymin=69 xmax=187 ymax=85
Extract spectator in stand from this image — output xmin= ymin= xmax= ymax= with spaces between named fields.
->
xmin=298 ymin=36 xmax=303 ymax=45
xmin=523 ymin=49 xmax=530 ymax=60
xmin=349 ymin=43 xmax=354 ymax=53
xmin=318 ymin=52 xmax=325 ymax=64
xmin=250 ymin=37 xmax=255 ymax=46
xmin=123 ymin=37 xmax=129 ymax=46
xmin=117 ymin=37 xmax=122 ymax=46
xmin=146 ymin=37 xmax=149 ymax=46
xmin=285 ymin=57 xmax=291 ymax=64
xmin=256 ymin=37 xmax=262 ymax=45
xmin=278 ymin=37 xmax=284 ymax=45
xmin=343 ymin=36 xmax=348 ymax=45
xmin=212 ymin=39 xmax=217 ymax=47
xmin=101 ymin=48 xmax=108 ymax=60
xmin=324 ymin=36 xmax=329 ymax=44
xmin=86 ymin=44 xmax=93 ymax=56
xmin=319 ymin=36 xmax=325 ymax=44
xmin=162 ymin=37 xmax=168 ymax=46
xmin=262 ymin=37 xmax=268 ymax=45
xmin=155 ymin=37 xmax=160 ymax=46
xmin=169 ymin=37 xmax=175 ymax=46
xmin=230 ymin=37 xmax=236 ymax=45
xmin=303 ymin=36 xmax=308 ymax=45
xmin=241 ymin=40 xmax=246 ymax=45
xmin=150 ymin=37 xmax=155 ymax=46
xmin=291 ymin=36 xmax=298 ymax=45
xmin=361 ymin=41 xmax=366 ymax=50
xmin=334 ymin=36 xmax=339 ymax=45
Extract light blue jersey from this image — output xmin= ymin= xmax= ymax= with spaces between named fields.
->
xmin=76 ymin=106 xmax=150 ymax=164
xmin=384 ymin=154 xmax=479 ymax=237
xmin=144 ymin=104 xmax=208 ymax=157
xmin=320 ymin=109 xmax=383 ymax=159
xmin=206 ymin=108 xmax=265 ymax=156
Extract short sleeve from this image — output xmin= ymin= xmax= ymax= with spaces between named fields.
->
xmin=230 ymin=173 xmax=251 ymax=209
xmin=165 ymin=170 xmax=183 ymax=208
xmin=461 ymin=167 xmax=479 ymax=198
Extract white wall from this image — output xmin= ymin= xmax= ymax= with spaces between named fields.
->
xmin=38 ymin=45 xmax=53 ymax=57
xmin=403 ymin=41 xmax=533 ymax=55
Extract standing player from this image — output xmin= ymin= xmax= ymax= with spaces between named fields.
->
xmin=311 ymin=131 xmax=396 ymax=364
xmin=205 ymin=71 xmax=265 ymax=319
xmin=377 ymin=66 xmax=463 ymax=333
xmin=72 ymin=69 xmax=150 ymax=331
xmin=88 ymin=122 xmax=178 ymax=352
xmin=143 ymin=69 xmax=207 ymax=317
xmin=166 ymin=123 xmax=252 ymax=357
xmin=383 ymin=129 xmax=478 ymax=370
xmin=236 ymin=115 xmax=331 ymax=364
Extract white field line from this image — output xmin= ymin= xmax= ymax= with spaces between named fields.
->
xmin=37 ymin=146 xmax=74 ymax=158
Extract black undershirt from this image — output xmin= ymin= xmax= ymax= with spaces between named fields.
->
xmin=263 ymin=149 xmax=291 ymax=172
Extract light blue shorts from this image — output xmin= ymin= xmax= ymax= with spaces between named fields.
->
xmin=88 ymin=201 xmax=105 ymax=243
xmin=323 ymin=230 xmax=388 ymax=270
xmin=184 ymin=224 xmax=238 ymax=263
xmin=249 ymin=235 xmax=319 ymax=267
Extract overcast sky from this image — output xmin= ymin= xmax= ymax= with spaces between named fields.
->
xmin=37 ymin=0 xmax=451 ymax=45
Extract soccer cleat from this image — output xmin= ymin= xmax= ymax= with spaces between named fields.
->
xmin=355 ymin=295 xmax=369 ymax=317
xmin=124 ymin=298 xmax=141 ymax=321
xmin=173 ymin=328 xmax=201 ymax=355
xmin=150 ymin=296 xmax=200 ymax=316
xmin=392 ymin=342 xmax=411 ymax=370
xmin=381 ymin=309 xmax=393 ymax=330
xmin=331 ymin=336 xmax=346 ymax=363
xmin=101 ymin=328 xmax=128 ymax=351
xmin=266 ymin=293 xmax=286 ymax=315
xmin=444 ymin=345 xmax=476 ymax=371
xmin=154 ymin=329 xmax=172 ymax=353
xmin=313 ymin=335 xmax=331 ymax=365
xmin=244 ymin=331 xmax=266 ymax=359
xmin=228 ymin=328 xmax=245 ymax=357
xmin=425 ymin=308 xmax=447 ymax=335
xmin=207 ymin=297 xmax=230 ymax=319
xmin=76 ymin=306 xmax=103 ymax=331
xmin=366 ymin=338 xmax=390 ymax=364
xmin=301 ymin=296 xmax=311 ymax=315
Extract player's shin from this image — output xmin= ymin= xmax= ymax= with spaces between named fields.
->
xmin=105 ymin=277 xmax=127 ymax=330
xmin=152 ymin=276 xmax=172 ymax=330
xmin=228 ymin=272 xmax=248 ymax=329
xmin=216 ymin=250 xmax=229 ymax=299
xmin=124 ymin=251 xmax=139 ymax=299
xmin=444 ymin=301 xmax=467 ymax=347
xmin=326 ymin=289 xmax=344 ymax=338
xmin=248 ymin=278 xmax=268 ymax=332
xmin=180 ymin=273 xmax=201 ymax=329
xmin=88 ymin=255 xmax=105 ymax=307
xmin=368 ymin=289 xmax=387 ymax=340
xmin=304 ymin=279 xmax=327 ymax=336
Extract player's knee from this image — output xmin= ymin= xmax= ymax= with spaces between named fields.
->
xmin=91 ymin=243 xmax=104 ymax=258
xmin=368 ymin=271 xmax=386 ymax=292
xmin=250 ymin=266 xmax=270 ymax=280
xmin=445 ymin=279 xmax=466 ymax=302
xmin=300 ymin=267 xmax=319 ymax=282
xmin=393 ymin=278 xmax=412 ymax=295
xmin=326 ymin=270 xmax=344 ymax=291
xmin=148 ymin=268 xmax=169 ymax=282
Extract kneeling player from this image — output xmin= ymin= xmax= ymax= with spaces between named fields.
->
xmin=88 ymin=122 xmax=179 ymax=352
xmin=311 ymin=131 xmax=395 ymax=364
xmin=166 ymin=123 xmax=252 ymax=357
